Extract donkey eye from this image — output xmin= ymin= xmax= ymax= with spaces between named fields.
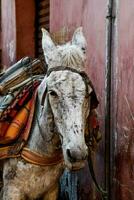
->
xmin=49 ymin=90 xmax=58 ymax=97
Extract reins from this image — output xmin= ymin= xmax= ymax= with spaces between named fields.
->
xmin=88 ymin=151 xmax=108 ymax=200
xmin=47 ymin=66 xmax=97 ymax=98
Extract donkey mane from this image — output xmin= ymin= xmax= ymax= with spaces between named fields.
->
xmin=58 ymin=44 xmax=85 ymax=70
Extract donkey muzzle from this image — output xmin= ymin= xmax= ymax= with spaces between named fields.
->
xmin=66 ymin=145 xmax=88 ymax=163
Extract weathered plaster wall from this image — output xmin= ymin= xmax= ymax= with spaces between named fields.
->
xmin=15 ymin=0 xmax=36 ymax=61
xmin=50 ymin=0 xmax=107 ymax=199
xmin=113 ymin=1 xmax=134 ymax=199
xmin=1 ymin=0 xmax=16 ymax=68
xmin=1 ymin=0 xmax=35 ymax=68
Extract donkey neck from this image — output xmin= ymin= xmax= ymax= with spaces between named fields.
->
xmin=27 ymin=95 xmax=60 ymax=156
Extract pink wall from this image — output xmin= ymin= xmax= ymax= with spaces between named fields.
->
xmin=1 ymin=0 xmax=35 ymax=68
xmin=1 ymin=0 xmax=16 ymax=68
xmin=113 ymin=1 xmax=134 ymax=199
xmin=50 ymin=0 xmax=107 ymax=199
xmin=50 ymin=0 xmax=106 ymax=128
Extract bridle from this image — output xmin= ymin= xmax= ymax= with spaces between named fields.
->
xmin=38 ymin=66 xmax=99 ymax=150
xmin=41 ymin=66 xmax=99 ymax=109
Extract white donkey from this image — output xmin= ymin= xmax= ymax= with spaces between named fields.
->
xmin=2 ymin=27 xmax=94 ymax=200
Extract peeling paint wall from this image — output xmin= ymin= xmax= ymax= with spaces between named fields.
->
xmin=1 ymin=0 xmax=16 ymax=68
xmin=113 ymin=1 xmax=134 ymax=199
xmin=1 ymin=0 xmax=35 ymax=68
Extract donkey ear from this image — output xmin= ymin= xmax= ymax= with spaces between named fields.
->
xmin=71 ymin=27 xmax=87 ymax=51
xmin=41 ymin=28 xmax=56 ymax=55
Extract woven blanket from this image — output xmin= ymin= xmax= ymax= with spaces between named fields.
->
xmin=0 ymin=80 xmax=40 ymax=145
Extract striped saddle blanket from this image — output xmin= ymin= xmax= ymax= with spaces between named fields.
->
xmin=0 ymin=57 xmax=45 ymax=146
xmin=0 ymin=80 xmax=40 ymax=145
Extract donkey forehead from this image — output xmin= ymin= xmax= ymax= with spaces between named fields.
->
xmin=46 ymin=71 xmax=86 ymax=92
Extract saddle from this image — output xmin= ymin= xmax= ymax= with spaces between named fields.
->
xmin=0 ymin=81 xmax=39 ymax=145
xmin=0 ymin=57 xmax=46 ymax=95
xmin=0 ymin=58 xmax=63 ymax=167
xmin=0 ymin=57 xmax=45 ymax=147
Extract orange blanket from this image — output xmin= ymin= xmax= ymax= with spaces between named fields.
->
xmin=0 ymin=100 xmax=32 ymax=144
xmin=0 ymin=81 xmax=39 ymax=145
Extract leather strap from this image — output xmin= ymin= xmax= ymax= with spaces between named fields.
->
xmin=21 ymin=147 xmax=63 ymax=166
xmin=88 ymin=151 xmax=108 ymax=199
xmin=0 ymin=146 xmax=20 ymax=159
xmin=0 ymin=146 xmax=63 ymax=166
xmin=47 ymin=66 xmax=99 ymax=109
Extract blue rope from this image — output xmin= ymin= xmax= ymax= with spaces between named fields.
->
xmin=60 ymin=169 xmax=78 ymax=200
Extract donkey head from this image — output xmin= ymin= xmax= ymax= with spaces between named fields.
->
xmin=41 ymin=27 xmax=93 ymax=170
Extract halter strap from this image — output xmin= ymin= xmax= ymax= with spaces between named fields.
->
xmin=21 ymin=147 xmax=63 ymax=166
xmin=0 ymin=146 xmax=63 ymax=166
xmin=46 ymin=66 xmax=99 ymax=109
xmin=47 ymin=66 xmax=92 ymax=93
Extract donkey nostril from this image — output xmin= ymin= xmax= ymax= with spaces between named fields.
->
xmin=66 ymin=148 xmax=88 ymax=162
xmin=67 ymin=149 xmax=72 ymax=159
xmin=66 ymin=149 xmax=76 ymax=162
